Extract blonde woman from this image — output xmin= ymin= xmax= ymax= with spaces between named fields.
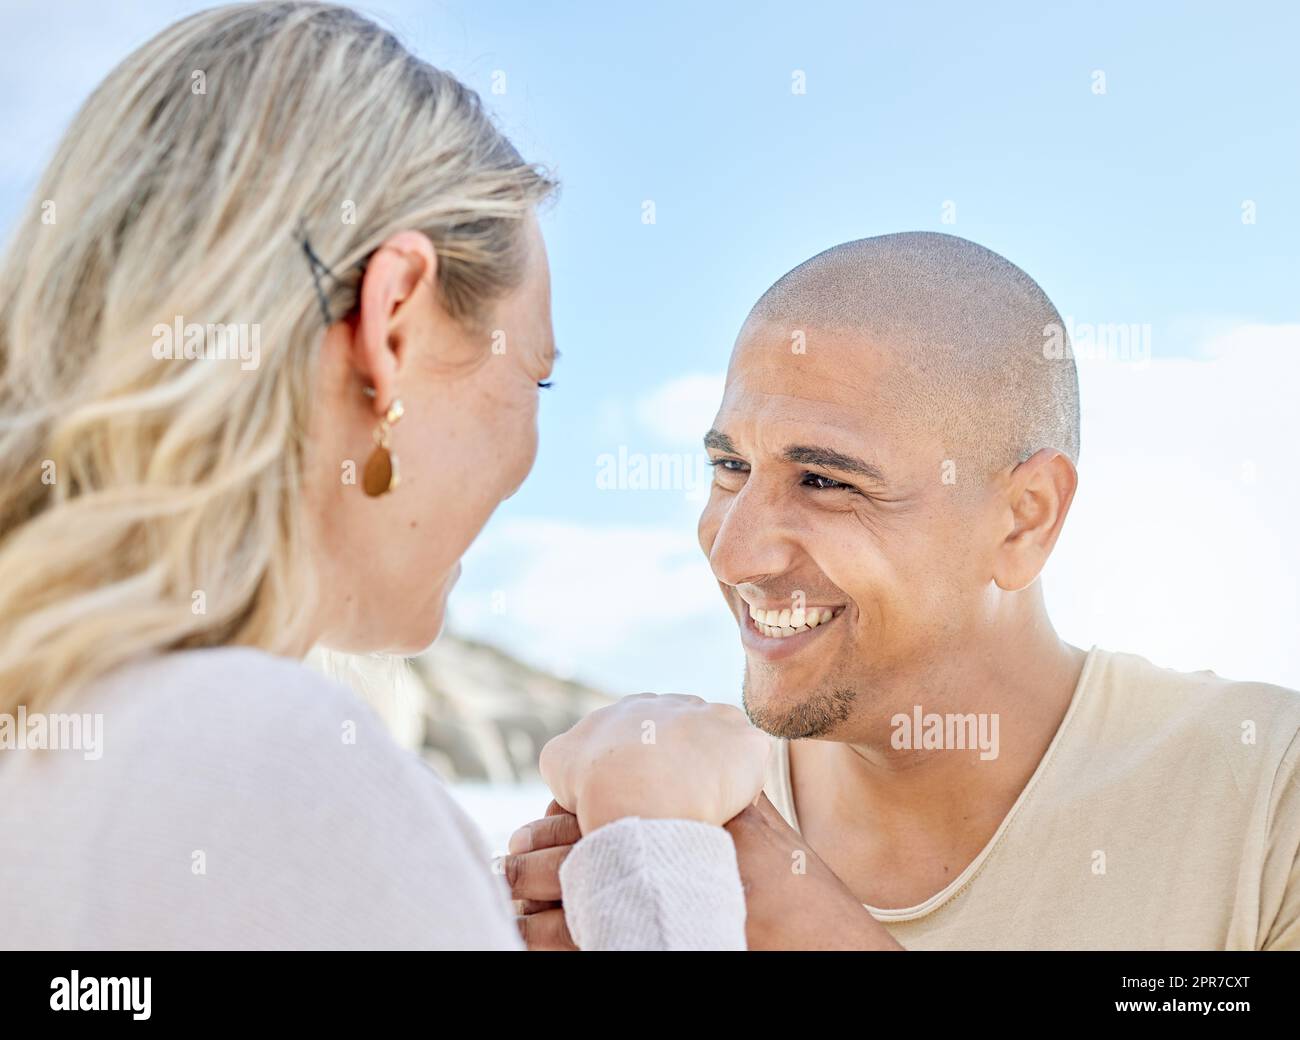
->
xmin=0 ymin=2 xmax=769 ymax=950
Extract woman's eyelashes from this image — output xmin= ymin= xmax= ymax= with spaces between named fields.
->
xmin=537 ymin=380 xmax=554 ymax=389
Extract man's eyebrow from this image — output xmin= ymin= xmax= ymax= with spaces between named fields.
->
xmin=783 ymin=444 xmax=887 ymax=483
xmin=703 ymin=429 xmax=736 ymax=453
xmin=704 ymin=431 xmax=886 ymax=483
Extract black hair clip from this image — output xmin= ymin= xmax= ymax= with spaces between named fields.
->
xmin=296 ymin=222 xmax=371 ymax=326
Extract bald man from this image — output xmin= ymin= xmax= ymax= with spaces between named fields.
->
xmin=509 ymin=232 xmax=1300 ymax=951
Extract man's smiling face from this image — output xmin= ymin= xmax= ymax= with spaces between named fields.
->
xmin=697 ymin=233 xmax=1081 ymax=741
xmin=697 ymin=319 xmax=993 ymax=741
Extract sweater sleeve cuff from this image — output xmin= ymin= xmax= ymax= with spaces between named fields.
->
xmin=558 ymin=816 xmax=747 ymax=951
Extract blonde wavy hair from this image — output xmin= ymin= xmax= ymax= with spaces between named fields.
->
xmin=0 ymin=1 xmax=555 ymax=712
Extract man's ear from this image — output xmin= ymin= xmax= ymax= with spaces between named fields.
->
xmin=351 ymin=230 xmax=438 ymax=415
xmin=992 ymin=448 xmax=1078 ymax=592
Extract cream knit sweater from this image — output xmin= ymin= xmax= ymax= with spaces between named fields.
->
xmin=0 ymin=648 xmax=747 ymax=950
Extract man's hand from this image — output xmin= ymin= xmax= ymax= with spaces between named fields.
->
xmin=515 ymin=698 xmax=895 ymax=951
xmin=727 ymin=794 xmax=904 ymax=950
xmin=506 ymin=799 xmax=578 ymax=951
xmin=539 ymin=693 xmax=771 ymax=834
xmin=507 ymin=792 xmax=903 ymax=951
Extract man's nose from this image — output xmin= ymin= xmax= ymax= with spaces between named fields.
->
xmin=706 ymin=479 xmax=797 ymax=588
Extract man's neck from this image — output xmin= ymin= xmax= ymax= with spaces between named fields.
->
xmin=789 ymin=610 xmax=1087 ymax=909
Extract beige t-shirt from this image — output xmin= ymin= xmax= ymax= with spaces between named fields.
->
xmin=762 ymin=647 xmax=1300 ymax=950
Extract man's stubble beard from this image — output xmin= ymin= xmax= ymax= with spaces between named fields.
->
xmin=741 ymin=668 xmax=859 ymax=740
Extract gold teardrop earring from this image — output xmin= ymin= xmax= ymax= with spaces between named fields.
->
xmin=363 ymin=397 xmax=405 ymax=496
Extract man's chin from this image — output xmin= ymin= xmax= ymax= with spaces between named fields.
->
xmin=742 ymin=677 xmax=858 ymax=741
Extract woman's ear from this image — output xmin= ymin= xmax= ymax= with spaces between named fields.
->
xmin=992 ymin=448 xmax=1079 ymax=592
xmin=351 ymin=230 xmax=439 ymax=415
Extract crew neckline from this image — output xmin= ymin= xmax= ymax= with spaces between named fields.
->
xmin=782 ymin=645 xmax=1104 ymax=922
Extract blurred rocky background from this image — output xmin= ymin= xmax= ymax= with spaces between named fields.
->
xmin=310 ymin=634 xmax=614 ymax=784
xmin=412 ymin=634 xmax=613 ymax=783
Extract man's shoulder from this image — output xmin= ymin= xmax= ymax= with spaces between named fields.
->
xmin=1096 ymin=647 xmax=1299 ymax=716
xmin=1084 ymin=646 xmax=1300 ymax=768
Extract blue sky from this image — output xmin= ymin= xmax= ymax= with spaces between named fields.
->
xmin=3 ymin=1 xmax=1298 ymax=699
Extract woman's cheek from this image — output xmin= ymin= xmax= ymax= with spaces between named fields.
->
xmin=508 ymin=403 xmax=541 ymax=494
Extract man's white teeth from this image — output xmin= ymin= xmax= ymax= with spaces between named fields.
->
xmin=748 ymin=605 xmax=837 ymax=638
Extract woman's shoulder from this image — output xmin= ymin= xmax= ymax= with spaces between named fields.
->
xmin=3 ymin=647 xmax=517 ymax=948
xmin=91 ymin=644 xmax=364 ymax=710
xmin=67 ymin=647 xmax=460 ymax=817
xmin=80 ymin=646 xmax=392 ymax=754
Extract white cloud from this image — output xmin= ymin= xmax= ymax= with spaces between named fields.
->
xmin=446 ymin=518 xmax=738 ymax=697
xmin=1046 ymin=323 xmax=1300 ymax=688
xmin=1199 ymin=321 xmax=1299 ymax=362
xmin=634 ymin=372 xmax=725 ymax=445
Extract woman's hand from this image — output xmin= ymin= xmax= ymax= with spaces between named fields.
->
xmin=538 ymin=693 xmax=771 ymax=835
